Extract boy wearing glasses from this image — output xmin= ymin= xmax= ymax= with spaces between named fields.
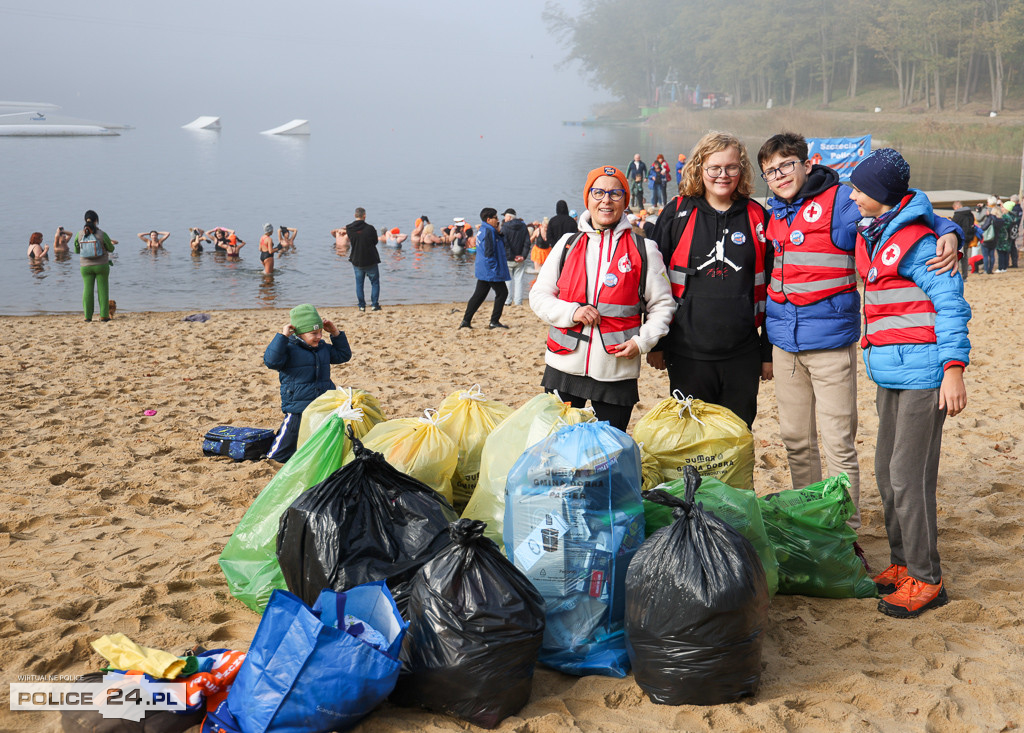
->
xmin=757 ymin=133 xmax=961 ymax=543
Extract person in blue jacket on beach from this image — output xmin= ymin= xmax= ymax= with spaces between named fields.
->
xmin=264 ymin=304 xmax=352 ymax=463
xmin=849 ymin=148 xmax=971 ymax=618
xmin=756 ymin=133 xmax=961 ymax=546
xmin=459 ymin=207 xmax=511 ymax=330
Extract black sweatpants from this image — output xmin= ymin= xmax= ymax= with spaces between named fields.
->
xmin=665 ymin=349 xmax=762 ymax=428
xmin=463 ymin=280 xmax=507 ymax=325
xmin=266 ymin=412 xmax=301 ymax=463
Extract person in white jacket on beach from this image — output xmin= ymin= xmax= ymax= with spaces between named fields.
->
xmin=530 ymin=165 xmax=676 ymax=431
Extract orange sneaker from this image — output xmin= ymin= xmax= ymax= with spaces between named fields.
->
xmin=878 ymin=577 xmax=948 ymax=618
xmin=872 ymin=563 xmax=907 ymax=595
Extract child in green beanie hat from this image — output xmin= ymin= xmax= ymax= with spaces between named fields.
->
xmin=263 ymin=304 xmax=352 ymax=462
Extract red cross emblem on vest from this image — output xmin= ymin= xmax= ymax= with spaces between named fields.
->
xmin=881 ymin=244 xmax=901 ymax=266
xmin=803 ymin=202 xmax=823 ymax=223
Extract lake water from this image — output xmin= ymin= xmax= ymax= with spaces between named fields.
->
xmin=5 ymin=122 xmax=1019 ymax=315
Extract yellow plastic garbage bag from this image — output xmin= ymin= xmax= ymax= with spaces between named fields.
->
xmin=436 ymin=384 xmax=513 ymax=513
xmin=461 ymin=392 xmax=597 ymax=551
xmin=633 ymin=392 xmax=754 ymax=490
xmin=297 ymin=387 xmax=385 ymax=452
xmin=90 ymin=633 xmax=186 ymax=679
xmin=638 ymin=442 xmax=663 ymax=493
xmin=357 ymin=410 xmax=459 ymax=505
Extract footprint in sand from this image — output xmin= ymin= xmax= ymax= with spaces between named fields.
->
xmin=49 ymin=470 xmax=84 ymax=486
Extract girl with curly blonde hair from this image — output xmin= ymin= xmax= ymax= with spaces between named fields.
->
xmin=647 ymin=130 xmax=773 ymax=429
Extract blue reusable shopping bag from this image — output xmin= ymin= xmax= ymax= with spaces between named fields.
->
xmin=227 ymin=582 xmax=407 ymax=733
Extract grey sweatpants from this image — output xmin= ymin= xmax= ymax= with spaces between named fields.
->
xmin=874 ymin=385 xmax=946 ymax=584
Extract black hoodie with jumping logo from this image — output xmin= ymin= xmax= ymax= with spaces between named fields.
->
xmin=653 ymin=195 xmax=773 ymax=361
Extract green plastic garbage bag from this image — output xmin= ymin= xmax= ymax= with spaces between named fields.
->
xmin=644 ymin=468 xmax=779 ymax=597
xmin=219 ymin=413 xmax=348 ymax=613
xmin=758 ymin=473 xmax=876 ymax=599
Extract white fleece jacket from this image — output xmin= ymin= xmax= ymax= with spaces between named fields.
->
xmin=529 ymin=211 xmax=676 ymax=382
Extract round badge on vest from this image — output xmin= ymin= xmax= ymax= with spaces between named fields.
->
xmin=617 ymin=254 xmax=632 ymax=273
xmin=803 ymin=202 xmax=823 ymax=223
xmin=790 ymin=230 xmax=805 ymax=245
xmin=867 ymin=266 xmax=878 ymax=283
xmin=881 ymin=244 xmax=901 ymax=266
xmin=604 ymin=272 xmax=619 ymax=287
xmin=730 ymin=231 xmax=746 ymax=245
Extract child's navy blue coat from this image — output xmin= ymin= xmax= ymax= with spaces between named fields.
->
xmin=264 ymin=332 xmax=352 ymax=413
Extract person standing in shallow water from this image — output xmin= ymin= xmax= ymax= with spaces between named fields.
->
xmin=336 ymin=207 xmax=381 ymax=312
xmin=70 ymin=209 xmax=116 ymax=322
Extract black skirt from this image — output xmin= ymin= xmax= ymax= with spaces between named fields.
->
xmin=541 ymin=366 xmax=639 ymax=407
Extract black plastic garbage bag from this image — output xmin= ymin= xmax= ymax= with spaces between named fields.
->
xmin=625 ymin=466 xmax=770 ymax=705
xmin=391 ymin=519 xmax=545 ymax=729
xmin=276 ymin=434 xmax=459 ymax=613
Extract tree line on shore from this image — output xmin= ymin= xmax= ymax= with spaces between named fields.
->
xmin=544 ymin=0 xmax=1023 ymax=112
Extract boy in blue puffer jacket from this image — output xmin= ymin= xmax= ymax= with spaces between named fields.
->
xmin=264 ymin=304 xmax=352 ymax=462
xmin=849 ymin=149 xmax=971 ymax=618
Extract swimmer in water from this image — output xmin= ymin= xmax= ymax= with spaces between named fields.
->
xmin=412 ymin=216 xmax=442 ymax=247
xmin=208 ymin=227 xmax=245 ymax=257
xmin=260 ymin=223 xmax=282 ymax=274
xmin=189 ymin=227 xmax=209 ymax=254
xmin=27 ymin=232 xmax=49 ymax=259
xmin=53 ymin=227 xmax=72 ymax=252
xmin=278 ymin=225 xmax=297 ymax=249
xmin=138 ymin=230 xmax=170 ymax=249
xmin=379 ymin=227 xmax=408 ymax=247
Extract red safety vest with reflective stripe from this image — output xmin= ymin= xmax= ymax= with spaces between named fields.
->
xmin=767 ymin=188 xmax=856 ymax=305
xmin=665 ymin=197 xmax=767 ymax=327
xmin=546 ymin=229 xmax=645 ymax=355
xmin=856 ymin=222 xmax=937 ymax=348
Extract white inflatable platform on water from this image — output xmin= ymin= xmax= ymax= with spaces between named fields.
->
xmin=183 ymin=116 xmax=221 ymax=130
xmin=0 ymin=112 xmax=121 ymax=136
xmin=260 ymin=119 xmax=310 ymax=135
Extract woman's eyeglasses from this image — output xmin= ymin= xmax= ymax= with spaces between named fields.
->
xmin=589 ymin=188 xmax=627 ymax=201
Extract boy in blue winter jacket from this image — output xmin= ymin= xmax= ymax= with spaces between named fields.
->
xmin=849 ymin=149 xmax=970 ymax=618
xmin=264 ymin=304 xmax=352 ymax=462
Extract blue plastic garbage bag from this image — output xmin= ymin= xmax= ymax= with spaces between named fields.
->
xmin=227 ymin=582 xmax=407 ymax=733
xmin=503 ymin=421 xmax=644 ymax=678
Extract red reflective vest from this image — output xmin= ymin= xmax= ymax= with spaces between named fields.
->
xmin=546 ymin=229 xmax=645 ymax=355
xmin=767 ymin=188 xmax=857 ymax=305
xmin=856 ymin=222 xmax=937 ymax=348
xmin=665 ymin=197 xmax=767 ymax=327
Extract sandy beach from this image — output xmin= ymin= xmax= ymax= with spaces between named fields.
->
xmin=1 ymin=271 xmax=1023 ymax=733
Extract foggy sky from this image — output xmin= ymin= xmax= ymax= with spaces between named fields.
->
xmin=0 ymin=0 xmax=603 ymax=132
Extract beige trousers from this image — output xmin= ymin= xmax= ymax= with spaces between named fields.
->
xmin=773 ymin=344 xmax=861 ymax=529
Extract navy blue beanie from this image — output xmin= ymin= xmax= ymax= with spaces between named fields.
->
xmin=850 ymin=148 xmax=910 ymax=206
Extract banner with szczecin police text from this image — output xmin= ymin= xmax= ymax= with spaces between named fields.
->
xmin=806 ymin=136 xmax=871 ymax=178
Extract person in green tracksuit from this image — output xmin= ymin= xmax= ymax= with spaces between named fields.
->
xmin=70 ymin=210 xmax=116 ymax=321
